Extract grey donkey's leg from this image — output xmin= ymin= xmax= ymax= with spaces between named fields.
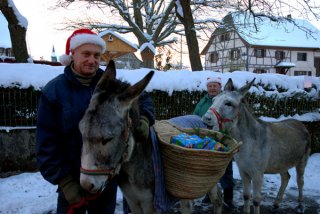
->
xmin=252 ymin=173 xmax=264 ymax=214
xmin=208 ymin=184 xmax=223 ymax=214
xmin=295 ymin=156 xmax=309 ymax=214
xmin=180 ymin=199 xmax=193 ymax=214
xmin=239 ymin=171 xmax=252 ymax=214
xmin=273 ymin=171 xmax=290 ymax=208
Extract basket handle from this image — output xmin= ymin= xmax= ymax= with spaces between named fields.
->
xmin=231 ymin=141 xmax=243 ymax=154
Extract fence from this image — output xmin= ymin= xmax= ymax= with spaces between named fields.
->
xmin=1 ymin=87 xmax=320 ymax=127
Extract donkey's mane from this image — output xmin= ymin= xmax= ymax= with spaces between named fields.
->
xmin=97 ymin=78 xmax=131 ymax=102
xmin=97 ymin=78 xmax=141 ymax=129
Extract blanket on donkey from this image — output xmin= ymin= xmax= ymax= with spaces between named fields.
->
xmin=151 ymin=127 xmax=178 ymax=211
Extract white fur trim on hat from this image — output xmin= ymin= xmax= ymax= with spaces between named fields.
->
xmin=59 ymin=54 xmax=72 ymax=66
xmin=70 ymin=34 xmax=106 ymax=53
xmin=206 ymin=77 xmax=222 ymax=85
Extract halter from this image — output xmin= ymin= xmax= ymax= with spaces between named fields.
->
xmin=80 ymin=115 xmax=133 ymax=179
xmin=208 ymin=107 xmax=235 ymax=131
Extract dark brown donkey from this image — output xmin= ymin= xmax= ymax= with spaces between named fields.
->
xmin=78 ymin=61 xmax=222 ymax=214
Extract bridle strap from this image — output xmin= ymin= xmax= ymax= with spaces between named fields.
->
xmin=209 ymin=107 xmax=234 ymax=130
xmin=80 ymin=167 xmax=116 ymax=176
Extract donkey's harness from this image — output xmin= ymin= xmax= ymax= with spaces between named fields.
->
xmin=208 ymin=107 xmax=235 ymax=130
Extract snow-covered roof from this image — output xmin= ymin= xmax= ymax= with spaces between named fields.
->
xmin=229 ymin=12 xmax=320 ymax=49
xmin=0 ymin=12 xmax=12 ymax=48
xmin=140 ymin=42 xmax=156 ymax=54
xmin=99 ymin=30 xmax=138 ymax=50
xmin=275 ymin=62 xmax=296 ymax=67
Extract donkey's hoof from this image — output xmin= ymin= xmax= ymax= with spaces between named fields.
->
xmin=272 ymin=203 xmax=279 ymax=209
xmin=271 ymin=205 xmax=279 ymax=213
xmin=295 ymin=204 xmax=305 ymax=213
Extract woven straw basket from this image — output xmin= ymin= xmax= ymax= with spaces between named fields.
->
xmin=154 ymin=120 xmax=242 ymax=199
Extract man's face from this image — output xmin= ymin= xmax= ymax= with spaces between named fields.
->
xmin=207 ymin=82 xmax=221 ymax=98
xmin=72 ymin=44 xmax=102 ymax=76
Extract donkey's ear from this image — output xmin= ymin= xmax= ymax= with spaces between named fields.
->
xmin=224 ymin=78 xmax=235 ymax=91
xmin=239 ymin=78 xmax=255 ymax=96
xmin=119 ymin=70 xmax=154 ymax=105
xmin=96 ymin=60 xmax=116 ymax=90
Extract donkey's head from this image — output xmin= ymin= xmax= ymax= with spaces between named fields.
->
xmin=79 ymin=60 xmax=154 ymax=193
xmin=202 ymin=78 xmax=255 ymax=131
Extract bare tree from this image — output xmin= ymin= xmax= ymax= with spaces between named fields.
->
xmin=175 ymin=0 xmax=203 ymax=71
xmin=54 ymin=0 xmax=320 ymax=69
xmin=0 ymin=0 xmax=29 ymax=63
xmin=56 ymin=0 xmax=179 ymax=68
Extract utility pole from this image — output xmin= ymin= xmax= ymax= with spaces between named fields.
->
xmin=180 ymin=34 xmax=183 ymax=69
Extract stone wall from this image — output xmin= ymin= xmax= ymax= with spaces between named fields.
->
xmin=0 ymin=128 xmax=37 ymax=174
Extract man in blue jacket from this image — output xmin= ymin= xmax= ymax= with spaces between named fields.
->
xmin=36 ymin=28 xmax=154 ymax=214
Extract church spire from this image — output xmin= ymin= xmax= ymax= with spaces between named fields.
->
xmin=51 ymin=45 xmax=57 ymax=62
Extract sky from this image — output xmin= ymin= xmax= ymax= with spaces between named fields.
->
xmin=0 ymin=63 xmax=320 ymax=213
xmin=1 ymin=0 xmax=320 ymax=64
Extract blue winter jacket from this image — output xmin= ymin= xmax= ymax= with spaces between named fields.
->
xmin=36 ymin=65 xmax=155 ymax=185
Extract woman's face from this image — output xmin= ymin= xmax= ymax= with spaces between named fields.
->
xmin=207 ymin=82 xmax=221 ymax=98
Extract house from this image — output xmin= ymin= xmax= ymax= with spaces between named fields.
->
xmin=0 ymin=12 xmax=14 ymax=61
xmin=99 ymin=30 xmax=142 ymax=69
xmin=201 ymin=12 xmax=320 ymax=76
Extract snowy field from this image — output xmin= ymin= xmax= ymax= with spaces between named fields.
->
xmin=0 ymin=154 xmax=319 ymax=214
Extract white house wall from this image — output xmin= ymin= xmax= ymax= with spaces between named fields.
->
xmin=204 ymin=30 xmax=319 ymax=76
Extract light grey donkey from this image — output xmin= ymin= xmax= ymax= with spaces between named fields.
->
xmin=202 ymin=78 xmax=311 ymax=214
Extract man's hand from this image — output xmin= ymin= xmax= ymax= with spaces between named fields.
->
xmin=58 ymin=175 xmax=83 ymax=205
xmin=135 ymin=116 xmax=150 ymax=141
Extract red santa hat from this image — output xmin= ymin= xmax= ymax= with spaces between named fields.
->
xmin=59 ymin=28 xmax=106 ymax=66
xmin=206 ymin=77 xmax=222 ymax=85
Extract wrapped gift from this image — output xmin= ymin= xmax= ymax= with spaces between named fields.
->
xmin=170 ymin=133 xmax=204 ymax=148
xmin=171 ymin=133 xmax=229 ymax=151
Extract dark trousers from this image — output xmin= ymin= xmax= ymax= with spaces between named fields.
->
xmin=122 ymin=197 xmax=131 ymax=214
xmin=57 ymin=178 xmax=117 ymax=214
xmin=220 ymin=160 xmax=234 ymax=190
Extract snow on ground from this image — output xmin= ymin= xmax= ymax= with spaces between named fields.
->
xmin=0 ymin=154 xmax=319 ymax=214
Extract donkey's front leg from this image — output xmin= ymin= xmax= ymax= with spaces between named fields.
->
xmin=239 ymin=171 xmax=252 ymax=214
xmin=252 ymin=173 xmax=264 ymax=214
xmin=208 ymin=184 xmax=223 ymax=214
xmin=180 ymin=199 xmax=193 ymax=214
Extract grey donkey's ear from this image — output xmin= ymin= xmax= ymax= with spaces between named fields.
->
xmin=239 ymin=78 xmax=255 ymax=96
xmin=118 ymin=70 xmax=154 ymax=105
xmin=224 ymin=78 xmax=235 ymax=91
xmin=95 ymin=60 xmax=116 ymax=91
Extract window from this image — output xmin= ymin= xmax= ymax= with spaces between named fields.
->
xmin=253 ymin=69 xmax=267 ymax=74
xmin=0 ymin=48 xmax=4 ymax=56
xmin=108 ymin=35 xmax=113 ymax=41
xmin=254 ymin=48 xmax=266 ymax=58
xmin=294 ymin=70 xmax=311 ymax=76
xmin=209 ymin=52 xmax=219 ymax=63
xmin=229 ymin=49 xmax=240 ymax=60
xmin=275 ymin=51 xmax=285 ymax=60
xmin=297 ymin=53 xmax=307 ymax=61
xmin=219 ymin=33 xmax=230 ymax=42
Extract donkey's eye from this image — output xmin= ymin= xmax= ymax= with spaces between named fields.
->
xmin=102 ymin=138 xmax=113 ymax=145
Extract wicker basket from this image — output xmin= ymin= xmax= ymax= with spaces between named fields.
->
xmin=154 ymin=120 xmax=242 ymax=199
